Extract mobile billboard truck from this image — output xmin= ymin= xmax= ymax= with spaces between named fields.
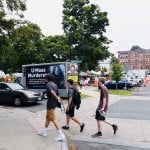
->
xmin=22 ymin=62 xmax=79 ymax=99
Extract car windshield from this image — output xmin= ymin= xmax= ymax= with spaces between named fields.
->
xmin=7 ymin=83 xmax=24 ymax=90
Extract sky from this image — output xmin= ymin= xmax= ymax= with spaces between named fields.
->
xmin=24 ymin=0 xmax=150 ymax=56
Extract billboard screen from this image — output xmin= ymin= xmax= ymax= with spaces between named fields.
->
xmin=67 ymin=63 xmax=78 ymax=84
xmin=25 ymin=64 xmax=66 ymax=89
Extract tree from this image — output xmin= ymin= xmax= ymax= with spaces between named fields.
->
xmin=131 ymin=45 xmax=141 ymax=51
xmin=95 ymin=65 xmax=101 ymax=72
xmin=110 ymin=55 xmax=118 ymax=64
xmin=112 ymin=64 xmax=123 ymax=89
xmin=0 ymin=23 xmax=44 ymax=72
xmin=0 ymin=0 xmax=26 ymax=35
xmin=42 ymin=35 xmax=70 ymax=63
xmin=0 ymin=35 xmax=13 ymax=72
xmin=62 ymin=0 xmax=111 ymax=70
xmin=0 ymin=0 xmax=26 ymax=72
xmin=103 ymin=67 xmax=107 ymax=72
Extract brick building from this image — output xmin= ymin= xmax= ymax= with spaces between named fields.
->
xmin=118 ymin=49 xmax=150 ymax=70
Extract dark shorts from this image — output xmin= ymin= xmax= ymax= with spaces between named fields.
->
xmin=95 ymin=110 xmax=106 ymax=121
xmin=66 ymin=107 xmax=75 ymax=117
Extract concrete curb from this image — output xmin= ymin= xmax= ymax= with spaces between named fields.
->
xmin=71 ymin=136 xmax=150 ymax=150
xmin=61 ymin=139 xmax=68 ymax=150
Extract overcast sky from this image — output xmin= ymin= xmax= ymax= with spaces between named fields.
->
xmin=24 ymin=0 xmax=150 ymax=55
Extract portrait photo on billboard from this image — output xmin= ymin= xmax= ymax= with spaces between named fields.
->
xmin=67 ymin=63 xmax=78 ymax=76
xmin=49 ymin=64 xmax=66 ymax=89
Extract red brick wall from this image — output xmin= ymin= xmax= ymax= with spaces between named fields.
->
xmin=118 ymin=50 xmax=150 ymax=70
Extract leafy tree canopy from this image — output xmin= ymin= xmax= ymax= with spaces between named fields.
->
xmin=110 ymin=54 xmax=118 ymax=64
xmin=42 ymin=35 xmax=70 ymax=63
xmin=0 ymin=0 xmax=27 ymax=73
xmin=130 ymin=45 xmax=150 ymax=51
xmin=0 ymin=23 xmax=44 ymax=72
xmin=0 ymin=0 xmax=26 ymax=35
xmin=62 ymin=0 xmax=111 ymax=70
xmin=112 ymin=64 xmax=123 ymax=82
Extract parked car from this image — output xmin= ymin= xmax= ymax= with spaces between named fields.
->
xmin=127 ymin=76 xmax=137 ymax=86
xmin=14 ymin=77 xmax=47 ymax=99
xmin=105 ymin=80 xmax=133 ymax=90
xmin=14 ymin=76 xmax=23 ymax=86
xmin=0 ymin=82 xmax=43 ymax=106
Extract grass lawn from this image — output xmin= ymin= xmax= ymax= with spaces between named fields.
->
xmin=81 ymin=93 xmax=91 ymax=99
xmin=61 ymin=93 xmax=91 ymax=100
xmin=108 ymin=89 xmax=132 ymax=96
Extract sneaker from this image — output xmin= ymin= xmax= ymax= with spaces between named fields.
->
xmin=80 ymin=123 xmax=85 ymax=132
xmin=62 ymin=125 xmax=69 ymax=130
xmin=92 ymin=132 xmax=102 ymax=138
xmin=55 ymin=133 xmax=65 ymax=141
xmin=37 ymin=129 xmax=47 ymax=137
xmin=112 ymin=124 xmax=118 ymax=135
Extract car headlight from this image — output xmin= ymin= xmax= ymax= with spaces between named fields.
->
xmin=23 ymin=92 xmax=35 ymax=97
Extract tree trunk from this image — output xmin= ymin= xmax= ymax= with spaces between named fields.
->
xmin=116 ymin=82 xmax=118 ymax=89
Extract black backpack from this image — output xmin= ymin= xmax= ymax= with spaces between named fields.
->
xmin=70 ymin=87 xmax=81 ymax=109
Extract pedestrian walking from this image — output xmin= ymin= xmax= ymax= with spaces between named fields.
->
xmin=38 ymin=74 xmax=65 ymax=141
xmin=92 ymin=78 xmax=118 ymax=138
xmin=85 ymin=79 xmax=88 ymax=89
xmin=79 ymin=78 xmax=83 ymax=89
xmin=62 ymin=79 xmax=85 ymax=132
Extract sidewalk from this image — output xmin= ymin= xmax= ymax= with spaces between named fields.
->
xmin=0 ymin=86 xmax=150 ymax=150
xmin=67 ymin=87 xmax=150 ymax=149
xmin=0 ymin=106 xmax=64 ymax=150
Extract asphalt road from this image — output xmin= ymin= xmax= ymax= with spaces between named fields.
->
xmin=2 ymin=84 xmax=150 ymax=120
xmin=133 ymin=84 xmax=150 ymax=96
xmin=108 ymin=84 xmax=150 ymax=120
xmin=21 ymin=99 xmax=68 ymax=113
xmin=73 ymin=140 xmax=149 ymax=150
xmin=21 ymin=100 xmax=47 ymax=112
xmin=23 ymin=84 xmax=150 ymax=120
xmin=108 ymin=99 xmax=150 ymax=120
xmin=0 ymin=100 xmax=47 ymax=112
xmin=0 ymin=98 xmax=68 ymax=113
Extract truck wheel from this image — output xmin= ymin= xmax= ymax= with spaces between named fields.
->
xmin=13 ymin=97 xmax=23 ymax=106
xmin=43 ymin=92 xmax=47 ymax=99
